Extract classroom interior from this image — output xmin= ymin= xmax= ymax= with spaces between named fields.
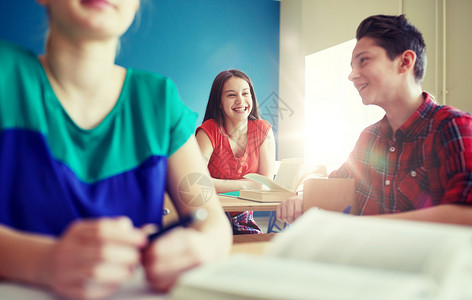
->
xmin=1 ymin=0 xmax=471 ymax=230
xmin=1 ymin=0 xmax=472 ymax=298
xmin=2 ymin=0 xmax=470 ymax=169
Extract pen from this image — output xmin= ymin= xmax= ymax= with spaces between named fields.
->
xmin=342 ymin=205 xmax=352 ymax=214
xmin=147 ymin=208 xmax=208 ymax=242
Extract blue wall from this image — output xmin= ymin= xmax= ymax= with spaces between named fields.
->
xmin=0 ymin=0 xmax=280 ymax=131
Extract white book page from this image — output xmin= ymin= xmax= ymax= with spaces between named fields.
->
xmin=272 ymin=158 xmax=303 ymax=191
xmin=243 ymin=158 xmax=304 ymax=192
xmin=267 ymin=209 xmax=472 ymax=285
xmin=170 ymin=254 xmax=435 ymax=300
xmin=243 ymin=173 xmax=289 ymax=192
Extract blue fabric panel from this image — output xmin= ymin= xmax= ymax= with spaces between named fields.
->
xmin=0 ymin=129 xmax=167 ymax=236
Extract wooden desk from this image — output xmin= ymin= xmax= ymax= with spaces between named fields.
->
xmin=219 ymin=195 xmax=279 ymax=212
xmin=231 ymin=233 xmax=278 ymax=255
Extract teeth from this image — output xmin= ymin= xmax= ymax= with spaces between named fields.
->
xmin=233 ymin=107 xmax=247 ymax=112
xmin=358 ymin=84 xmax=367 ymax=91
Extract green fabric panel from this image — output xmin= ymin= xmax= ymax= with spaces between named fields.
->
xmin=0 ymin=41 xmax=49 ymax=133
xmin=0 ymin=40 xmax=198 ymax=183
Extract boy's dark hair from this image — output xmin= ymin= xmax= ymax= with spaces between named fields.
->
xmin=356 ymin=14 xmax=427 ymax=84
xmin=203 ymin=69 xmax=260 ymax=127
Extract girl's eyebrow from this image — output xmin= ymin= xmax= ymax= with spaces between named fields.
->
xmin=224 ymin=88 xmax=250 ymax=93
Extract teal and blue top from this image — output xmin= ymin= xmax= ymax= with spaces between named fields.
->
xmin=0 ymin=40 xmax=197 ymax=236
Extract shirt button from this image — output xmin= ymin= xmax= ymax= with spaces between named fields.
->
xmin=385 ymin=180 xmax=391 ymax=186
xmin=389 ymin=146 xmax=395 ymax=152
xmin=410 ymin=171 xmax=417 ymax=177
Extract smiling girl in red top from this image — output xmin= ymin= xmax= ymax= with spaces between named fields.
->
xmin=196 ymin=69 xmax=276 ymax=234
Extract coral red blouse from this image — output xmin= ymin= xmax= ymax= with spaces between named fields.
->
xmin=196 ymin=119 xmax=271 ymax=181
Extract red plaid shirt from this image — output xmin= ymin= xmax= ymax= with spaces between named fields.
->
xmin=330 ymin=93 xmax=472 ymax=215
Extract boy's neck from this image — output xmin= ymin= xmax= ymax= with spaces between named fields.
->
xmin=384 ymin=85 xmax=424 ymax=133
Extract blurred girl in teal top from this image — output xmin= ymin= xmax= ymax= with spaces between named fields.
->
xmin=0 ymin=0 xmax=231 ymax=298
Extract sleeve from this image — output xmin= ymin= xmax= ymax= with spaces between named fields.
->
xmin=0 ymin=40 xmax=43 ymax=131
xmin=252 ymin=119 xmax=272 ymax=147
xmin=438 ymin=114 xmax=472 ymax=205
xmin=166 ymin=78 xmax=198 ymax=157
xmin=195 ymin=119 xmax=218 ymax=150
xmin=258 ymin=119 xmax=271 ymax=138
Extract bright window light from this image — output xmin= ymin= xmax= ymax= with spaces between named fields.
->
xmin=304 ymin=39 xmax=384 ymax=173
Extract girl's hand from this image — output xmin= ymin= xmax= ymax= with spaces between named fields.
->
xmin=141 ymin=227 xmax=211 ymax=293
xmin=45 ymin=217 xmax=146 ymax=300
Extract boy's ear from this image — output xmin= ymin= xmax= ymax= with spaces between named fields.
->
xmin=399 ymin=50 xmax=416 ymax=74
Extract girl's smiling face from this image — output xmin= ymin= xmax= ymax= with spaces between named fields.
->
xmin=220 ymin=76 xmax=253 ymax=124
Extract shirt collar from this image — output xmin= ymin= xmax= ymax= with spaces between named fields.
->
xmin=399 ymin=92 xmax=438 ymax=139
xmin=378 ymin=115 xmax=393 ymax=140
xmin=379 ymin=92 xmax=438 ymax=141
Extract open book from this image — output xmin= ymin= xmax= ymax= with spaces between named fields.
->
xmin=239 ymin=158 xmax=327 ymax=202
xmin=170 ymin=209 xmax=472 ymax=300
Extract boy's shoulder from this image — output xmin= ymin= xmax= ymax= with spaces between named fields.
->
xmin=430 ymin=103 xmax=472 ymax=133
xmin=436 ymin=104 xmax=471 ymax=119
xmin=424 ymin=93 xmax=471 ymax=121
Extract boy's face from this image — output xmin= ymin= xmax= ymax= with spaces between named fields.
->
xmin=349 ymin=36 xmax=401 ymax=108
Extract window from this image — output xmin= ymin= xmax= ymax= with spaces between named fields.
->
xmin=304 ymin=39 xmax=384 ymax=173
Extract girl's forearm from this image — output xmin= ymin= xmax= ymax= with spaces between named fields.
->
xmin=0 ymin=225 xmax=55 ymax=286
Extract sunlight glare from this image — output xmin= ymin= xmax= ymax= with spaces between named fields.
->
xmin=304 ymin=39 xmax=384 ymax=173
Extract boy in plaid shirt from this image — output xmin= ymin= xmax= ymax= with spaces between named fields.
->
xmin=277 ymin=14 xmax=472 ymax=225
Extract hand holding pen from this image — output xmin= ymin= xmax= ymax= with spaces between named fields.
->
xmin=147 ymin=208 xmax=208 ymax=243
xmin=141 ymin=207 xmax=211 ymax=292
